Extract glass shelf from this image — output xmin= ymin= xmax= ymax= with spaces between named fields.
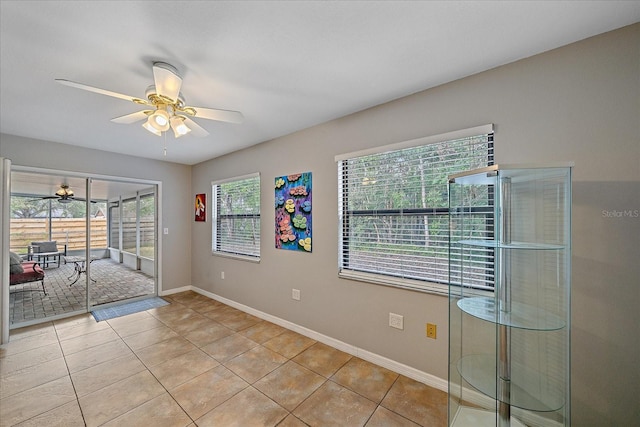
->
xmin=458 ymin=297 xmax=565 ymax=330
xmin=457 ymin=239 xmax=565 ymax=250
xmin=457 ymin=354 xmax=565 ymax=412
xmin=449 ymin=164 xmax=571 ymax=426
xmin=451 ymin=407 xmax=527 ymax=427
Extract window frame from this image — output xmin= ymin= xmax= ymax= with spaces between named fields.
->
xmin=336 ymin=125 xmax=494 ymax=295
xmin=211 ymin=172 xmax=261 ymax=262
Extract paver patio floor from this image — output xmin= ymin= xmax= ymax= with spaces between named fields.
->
xmin=9 ymin=258 xmax=155 ymax=326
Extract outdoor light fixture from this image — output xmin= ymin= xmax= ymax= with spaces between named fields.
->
xmin=56 ymin=186 xmax=73 ymax=197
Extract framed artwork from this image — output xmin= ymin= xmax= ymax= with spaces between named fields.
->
xmin=275 ymin=172 xmax=312 ymax=252
xmin=195 ymin=193 xmax=206 ymax=222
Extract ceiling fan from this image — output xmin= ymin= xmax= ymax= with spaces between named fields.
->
xmin=35 ymin=184 xmax=94 ymax=204
xmin=56 ymin=62 xmax=243 ymax=138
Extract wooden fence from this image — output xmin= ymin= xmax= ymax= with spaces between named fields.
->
xmin=10 ymin=218 xmax=107 ymax=254
xmin=121 ymin=220 xmax=155 ymax=252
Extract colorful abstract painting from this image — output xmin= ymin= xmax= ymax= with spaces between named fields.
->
xmin=195 ymin=193 xmax=206 ymax=222
xmin=275 ymin=172 xmax=312 ymax=252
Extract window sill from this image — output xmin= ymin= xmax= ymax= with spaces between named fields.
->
xmin=338 ymin=269 xmax=449 ymax=297
xmin=212 ymin=251 xmax=260 ymax=263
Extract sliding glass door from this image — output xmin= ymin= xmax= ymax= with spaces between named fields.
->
xmin=8 ymin=170 xmax=158 ymax=328
xmin=89 ymin=179 xmax=157 ymax=309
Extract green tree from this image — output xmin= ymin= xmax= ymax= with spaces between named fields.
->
xmin=10 ymin=195 xmax=105 ymax=219
xmin=10 ymin=197 xmax=51 ymax=218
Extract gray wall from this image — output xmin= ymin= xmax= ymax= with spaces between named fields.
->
xmin=0 ymin=135 xmax=193 ymax=293
xmin=191 ymin=24 xmax=639 ymax=426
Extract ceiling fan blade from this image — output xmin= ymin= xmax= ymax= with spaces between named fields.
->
xmin=111 ymin=110 xmax=152 ymax=124
xmin=183 ymin=117 xmax=210 ymax=138
xmin=153 ymin=62 xmax=182 ymax=103
xmin=72 ymin=197 xmax=97 ymax=204
xmin=188 ymin=106 xmax=244 ymax=124
xmin=30 ymin=196 xmax=58 ymax=201
xmin=56 ymin=79 xmax=149 ymax=105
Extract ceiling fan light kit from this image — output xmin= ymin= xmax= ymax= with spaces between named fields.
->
xmin=148 ymin=108 xmax=170 ymax=132
xmin=56 ymin=61 xmax=244 ymax=142
xmin=56 ymin=185 xmax=73 ymax=197
xmin=56 ymin=185 xmax=75 ymax=203
xmin=142 ymin=120 xmax=162 ymax=136
xmin=34 ymin=184 xmax=95 ymax=204
xmin=170 ymin=115 xmax=191 ymax=137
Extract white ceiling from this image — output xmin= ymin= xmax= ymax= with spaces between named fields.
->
xmin=1 ymin=1 xmax=639 ymax=165
xmin=10 ymin=170 xmax=155 ymax=201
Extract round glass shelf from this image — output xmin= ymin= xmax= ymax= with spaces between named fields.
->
xmin=457 ymin=354 xmax=565 ymax=412
xmin=458 ymin=297 xmax=565 ymax=330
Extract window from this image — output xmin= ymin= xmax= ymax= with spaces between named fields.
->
xmin=110 ymin=191 xmax=155 ymax=258
xmin=108 ymin=201 xmax=120 ymax=250
xmin=212 ymin=173 xmax=261 ymax=259
xmin=121 ymin=198 xmax=137 ymax=254
xmin=337 ymin=125 xmax=494 ymax=293
xmin=138 ymin=193 xmax=155 ymax=259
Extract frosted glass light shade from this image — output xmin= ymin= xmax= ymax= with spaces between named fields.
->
xmin=170 ymin=115 xmax=191 ymax=138
xmin=142 ymin=119 xmax=162 ymax=136
xmin=149 ymin=109 xmax=170 ymax=131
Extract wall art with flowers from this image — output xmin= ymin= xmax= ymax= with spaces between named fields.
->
xmin=275 ymin=172 xmax=312 ymax=252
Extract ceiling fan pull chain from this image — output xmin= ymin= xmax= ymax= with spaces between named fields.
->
xmin=163 ymin=131 xmax=167 ymax=156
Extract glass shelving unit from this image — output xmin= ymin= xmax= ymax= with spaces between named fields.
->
xmin=448 ymin=164 xmax=572 ymax=427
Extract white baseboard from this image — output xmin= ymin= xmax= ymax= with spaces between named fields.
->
xmin=160 ymin=285 xmax=192 ymax=296
xmin=189 ymin=285 xmax=448 ymax=393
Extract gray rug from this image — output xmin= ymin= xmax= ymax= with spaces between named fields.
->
xmin=92 ymin=297 xmax=168 ymax=322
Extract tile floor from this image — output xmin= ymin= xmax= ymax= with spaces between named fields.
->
xmin=0 ymin=291 xmax=447 ymax=427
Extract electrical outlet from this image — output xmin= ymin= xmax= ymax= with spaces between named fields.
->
xmin=389 ymin=313 xmax=404 ymax=330
xmin=221 ymin=271 xmax=225 ymax=280
xmin=426 ymin=323 xmax=437 ymax=339
xmin=292 ymin=289 xmax=301 ymax=301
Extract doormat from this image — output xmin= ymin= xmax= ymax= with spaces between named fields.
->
xmin=91 ymin=297 xmax=169 ymax=322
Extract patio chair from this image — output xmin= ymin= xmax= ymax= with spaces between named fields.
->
xmin=28 ymin=240 xmax=67 ymax=268
xmin=9 ymin=251 xmax=46 ymax=294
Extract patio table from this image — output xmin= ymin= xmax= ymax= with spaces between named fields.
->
xmin=65 ymin=256 xmax=99 ymax=286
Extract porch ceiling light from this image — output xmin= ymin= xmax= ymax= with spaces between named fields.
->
xmin=56 ymin=186 xmax=73 ymax=197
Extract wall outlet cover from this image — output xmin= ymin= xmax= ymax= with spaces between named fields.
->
xmin=426 ymin=323 xmax=437 ymax=339
xmin=389 ymin=313 xmax=404 ymax=330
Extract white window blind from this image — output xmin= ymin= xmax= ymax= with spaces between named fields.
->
xmin=337 ymin=129 xmax=494 ymax=292
xmin=212 ymin=173 xmax=261 ymax=259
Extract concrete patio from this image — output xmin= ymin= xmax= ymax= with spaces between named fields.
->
xmin=9 ymin=258 xmax=155 ymax=326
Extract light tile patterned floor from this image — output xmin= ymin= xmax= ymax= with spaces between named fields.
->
xmin=0 ymin=291 xmax=447 ymax=426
